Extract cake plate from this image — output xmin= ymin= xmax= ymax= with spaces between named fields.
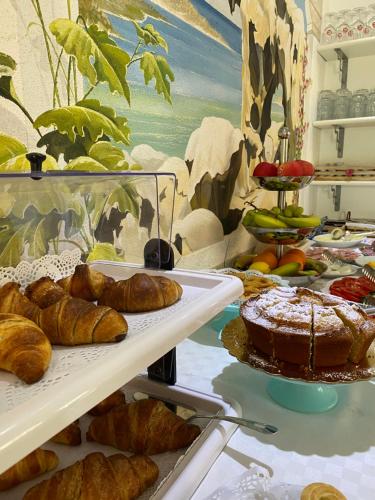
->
xmin=214 ymin=308 xmax=375 ymax=414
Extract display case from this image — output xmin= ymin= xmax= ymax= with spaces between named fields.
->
xmin=0 ymin=168 xmax=243 ymax=479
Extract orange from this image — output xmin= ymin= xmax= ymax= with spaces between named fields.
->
xmin=279 ymin=253 xmax=305 ymax=270
xmin=252 ymin=251 xmax=278 ymax=270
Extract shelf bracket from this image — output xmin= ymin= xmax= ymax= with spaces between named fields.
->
xmin=335 ymin=48 xmax=348 ymax=89
xmin=334 ymin=125 xmax=345 ymax=158
xmin=331 ymin=185 xmax=342 ymax=212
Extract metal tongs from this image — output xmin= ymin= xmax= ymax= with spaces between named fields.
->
xmin=322 ymin=250 xmax=359 ymax=267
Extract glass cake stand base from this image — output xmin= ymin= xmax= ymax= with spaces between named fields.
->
xmin=266 ymin=377 xmax=338 ymax=413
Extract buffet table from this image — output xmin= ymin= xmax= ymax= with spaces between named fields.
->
xmin=174 ymin=310 xmax=375 ymax=499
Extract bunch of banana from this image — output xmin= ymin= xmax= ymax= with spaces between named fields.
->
xmin=243 ymin=205 xmax=321 ymax=230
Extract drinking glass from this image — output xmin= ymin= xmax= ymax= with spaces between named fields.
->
xmin=367 ymin=4 xmax=375 ymax=36
xmin=337 ymin=10 xmax=351 ymax=41
xmin=351 ymin=7 xmax=366 ymax=39
xmin=322 ymin=12 xmax=337 ymax=44
xmin=366 ymin=90 xmax=375 ymax=116
xmin=334 ymin=89 xmax=352 ymax=119
xmin=349 ymin=89 xmax=369 ymax=118
xmin=317 ymin=90 xmax=336 ymax=120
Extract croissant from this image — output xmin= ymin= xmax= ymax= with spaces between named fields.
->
xmin=87 ymin=399 xmax=201 ymax=454
xmin=98 ymin=273 xmax=183 ymax=312
xmin=36 ymin=296 xmax=128 ymax=345
xmin=301 ymin=482 xmax=346 ymax=500
xmin=24 ymin=452 xmax=158 ymax=500
xmin=89 ymin=390 xmax=126 ymax=416
xmin=50 ymin=421 xmax=81 ymax=446
xmin=0 ymin=313 xmax=52 ymax=384
xmin=0 ymin=448 xmax=58 ymax=491
xmin=25 ymin=277 xmax=68 ymax=308
xmin=0 ymin=282 xmax=39 ymax=322
xmin=58 ymin=264 xmax=115 ymax=301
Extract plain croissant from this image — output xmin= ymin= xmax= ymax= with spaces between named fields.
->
xmin=98 ymin=273 xmax=183 ymax=312
xmin=89 ymin=390 xmax=126 ymax=416
xmin=50 ymin=421 xmax=81 ymax=446
xmin=0 ymin=448 xmax=58 ymax=491
xmin=58 ymin=264 xmax=115 ymax=301
xmin=0 ymin=282 xmax=39 ymax=321
xmin=24 ymin=452 xmax=158 ymax=500
xmin=25 ymin=277 xmax=68 ymax=308
xmin=87 ymin=399 xmax=201 ymax=454
xmin=0 ymin=284 xmax=128 ymax=346
xmin=0 ymin=313 xmax=52 ymax=384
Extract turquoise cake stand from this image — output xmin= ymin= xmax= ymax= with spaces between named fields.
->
xmin=212 ymin=304 xmax=342 ymax=414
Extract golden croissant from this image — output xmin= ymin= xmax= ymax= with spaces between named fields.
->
xmin=98 ymin=273 xmax=183 ymax=312
xmin=0 ymin=448 xmax=58 ymax=491
xmin=0 ymin=283 xmax=128 ymax=346
xmin=25 ymin=277 xmax=68 ymax=308
xmin=89 ymin=390 xmax=126 ymax=416
xmin=58 ymin=264 xmax=114 ymax=301
xmin=87 ymin=399 xmax=201 ymax=454
xmin=301 ymin=482 xmax=347 ymax=500
xmin=50 ymin=421 xmax=81 ymax=446
xmin=0 ymin=313 xmax=51 ymax=384
xmin=24 ymin=452 xmax=158 ymax=500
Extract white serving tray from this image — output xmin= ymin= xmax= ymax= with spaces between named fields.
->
xmin=0 ymin=262 xmax=242 ymax=474
xmin=1 ymin=376 xmax=240 ymax=500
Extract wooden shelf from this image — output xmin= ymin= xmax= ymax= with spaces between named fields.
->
xmin=312 ymin=180 xmax=375 ymax=186
xmin=313 ymin=116 xmax=375 ymax=129
xmin=318 ymin=37 xmax=375 ymax=61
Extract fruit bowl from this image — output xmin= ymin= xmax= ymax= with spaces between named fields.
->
xmin=244 ymin=226 xmax=316 ymax=245
xmin=252 ymin=176 xmax=314 ymax=191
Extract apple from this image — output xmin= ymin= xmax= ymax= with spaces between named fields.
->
xmin=253 ymin=162 xmax=278 ymax=177
xmin=278 ymin=160 xmax=315 ymax=177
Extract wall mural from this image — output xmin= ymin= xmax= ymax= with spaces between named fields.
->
xmin=0 ymin=0 xmax=307 ymax=268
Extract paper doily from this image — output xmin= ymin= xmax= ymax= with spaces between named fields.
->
xmin=0 ymin=249 xmax=82 ymax=288
xmin=204 ymin=466 xmax=302 ymax=500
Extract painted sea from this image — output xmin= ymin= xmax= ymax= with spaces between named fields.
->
xmin=89 ymin=0 xmax=285 ymax=158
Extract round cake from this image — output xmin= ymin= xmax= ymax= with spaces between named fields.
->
xmin=240 ymin=287 xmax=375 ymax=369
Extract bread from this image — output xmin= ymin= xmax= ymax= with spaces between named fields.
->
xmin=89 ymin=390 xmax=126 ymax=416
xmin=0 ymin=313 xmax=52 ymax=383
xmin=25 ymin=277 xmax=68 ymax=308
xmin=0 ymin=448 xmax=58 ymax=491
xmin=0 ymin=282 xmax=39 ymax=322
xmin=23 ymin=452 xmax=158 ymax=500
xmin=58 ymin=264 xmax=115 ymax=301
xmin=36 ymin=296 xmax=128 ymax=345
xmin=50 ymin=421 xmax=81 ymax=446
xmin=98 ymin=273 xmax=183 ymax=312
xmin=300 ymin=482 xmax=346 ymax=499
xmin=87 ymin=399 xmax=201 ymax=454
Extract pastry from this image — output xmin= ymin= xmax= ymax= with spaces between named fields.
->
xmin=98 ymin=273 xmax=183 ymax=312
xmin=0 ymin=282 xmax=39 ymax=322
xmin=25 ymin=277 xmax=68 ymax=308
xmin=226 ymin=271 xmax=277 ymax=299
xmin=87 ymin=399 xmax=201 ymax=454
xmin=50 ymin=421 xmax=81 ymax=446
xmin=58 ymin=264 xmax=115 ymax=301
xmin=0 ymin=448 xmax=58 ymax=491
xmin=0 ymin=313 xmax=52 ymax=383
xmin=300 ymin=482 xmax=346 ymax=499
xmin=89 ymin=390 xmax=126 ymax=416
xmin=241 ymin=286 xmax=375 ymax=369
xmin=23 ymin=452 xmax=158 ymax=500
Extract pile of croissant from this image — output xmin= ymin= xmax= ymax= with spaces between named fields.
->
xmin=0 ymin=265 xmax=183 ymax=384
xmin=0 ymin=388 xmax=201 ymax=499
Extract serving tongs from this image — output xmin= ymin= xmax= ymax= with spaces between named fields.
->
xmin=133 ymin=392 xmax=278 ymax=435
xmin=322 ymin=250 xmax=359 ymax=267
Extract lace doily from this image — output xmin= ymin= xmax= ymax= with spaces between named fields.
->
xmin=204 ymin=466 xmax=303 ymax=500
xmin=0 ymin=249 xmax=82 ymax=288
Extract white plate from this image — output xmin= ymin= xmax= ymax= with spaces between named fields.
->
xmin=355 ymin=255 xmax=375 ymax=267
xmin=313 ymin=235 xmax=366 ymax=248
xmin=322 ymin=264 xmax=358 ymax=279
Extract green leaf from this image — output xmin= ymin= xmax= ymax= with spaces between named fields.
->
xmin=37 ymin=131 xmax=88 ymax=162
xmin=88 ymin=141 xmax=127 ymax=169
xmin=0 ymin=133 xmax=27 ymax=165
xmin=86 ymin=242 xmax=123 ymax=262
xmin=0 ymin=193 xmax=16 ymax=218
xmin=0 ymin=52 xmax=16 ymax=76
xmin=0 ymin=75 xmax=22 ymax=108
xmin=65 ymin=156 xmax=108 ymax=171
xmin=50 ymin=19 xmax=131 ymax=102
xmin=133 ymin=22 xmax=168 ymax=51
xmin=0 ymin=222 xmax=31 ymax=267
xmin=26 ymin=211 xmax=61 ymax=259
xmin=140 ymin=52 xmax=174 ymax=104
xmin=0 ymin=153 xmax=58 ymax=172
xmin=107 ymin=185 xmax=139 ymax=218
xmin=34 ymin=99 xmax=130 ymax=145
